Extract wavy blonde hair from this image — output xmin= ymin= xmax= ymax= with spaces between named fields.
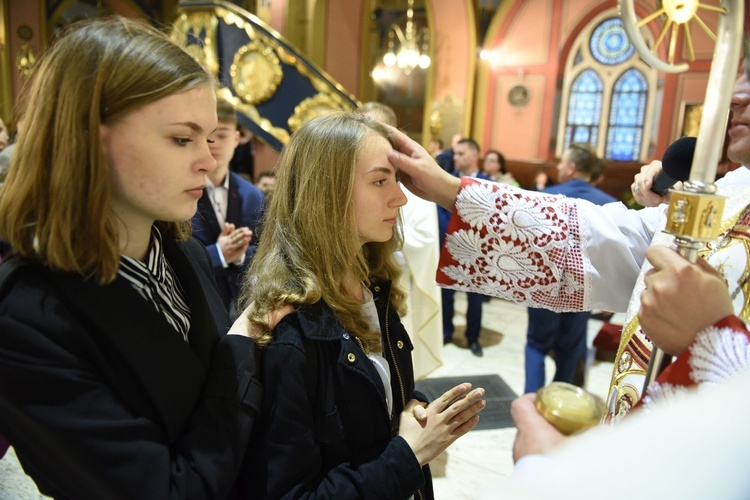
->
xmin=242 ymin=111 xmax=406 ymax=352
xmin=0 ymin=17 xmax=213 ymax=282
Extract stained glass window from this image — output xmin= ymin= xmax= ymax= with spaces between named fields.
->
xmin=557 ymin=11 xmax=655 ymax=162
xmin=590 ymin=18 xmax=634 ymax=65
xmin=564 ymin=69 xmax=603 ymax=151
xmin=606 ymin=68 xmax=648 ymax=160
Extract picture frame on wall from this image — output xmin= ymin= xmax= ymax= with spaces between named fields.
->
xmin=677 ymin=100 xmax=739 ymax=177
xmin=678 ymin=101 xmax=703 ymax=138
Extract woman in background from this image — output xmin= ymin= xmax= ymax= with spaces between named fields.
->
xmin=482 ymin=149 xmax=519 ymax=186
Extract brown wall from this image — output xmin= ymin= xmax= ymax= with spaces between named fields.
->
xmin=324 ymin=0 xmax=364 ymax=98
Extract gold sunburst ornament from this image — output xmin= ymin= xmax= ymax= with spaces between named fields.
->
xmin=646 ymin=0 xmax=726 ymax=63
xmin=619 ymin=0 xmax=726 ymax=71
xmin=614 ymin=0 xmax=744 ymax=399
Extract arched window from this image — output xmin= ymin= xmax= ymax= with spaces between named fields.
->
xmin=565 ymin=69 xmax=603 ymax=147
xmin=556 ymin=11 xmax=658 ymax=161
xmin=607 ymin=68 xmax=648 ymax=160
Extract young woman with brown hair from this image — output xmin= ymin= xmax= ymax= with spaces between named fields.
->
xmin=0 ymin=17 xmax=260 ymax=499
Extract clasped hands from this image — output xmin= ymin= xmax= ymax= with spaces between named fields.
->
xmin=399 ymin=383 xmax=486 ymax=466
xmin=218 ymin=222 xmax=252 ymax=264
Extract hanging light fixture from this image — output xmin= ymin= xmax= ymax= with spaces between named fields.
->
xmin=382 ymin=0 xmax=430 ymax=75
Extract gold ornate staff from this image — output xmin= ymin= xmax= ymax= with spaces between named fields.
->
xmin=619 ymin=0 xmax=745 ymax=391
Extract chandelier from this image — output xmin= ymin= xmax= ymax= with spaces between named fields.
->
xmin=382 ymin=0 xmax=430 ymax=75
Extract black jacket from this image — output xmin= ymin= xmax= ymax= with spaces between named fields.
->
xmin=0 ymin=237 xmax=260 ymax=499
xmin=236 ymin=280 xmax=433 ymax=499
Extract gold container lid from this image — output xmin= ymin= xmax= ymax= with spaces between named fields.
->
xmin=535 ymin=382 xmax=605 ymax=436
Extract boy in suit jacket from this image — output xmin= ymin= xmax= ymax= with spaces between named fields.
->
xmin=192 ymin=98 xmax=265 ymax=319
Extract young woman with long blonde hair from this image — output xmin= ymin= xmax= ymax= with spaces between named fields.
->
xmin=236 ymin=111 xmax=485 ymax=499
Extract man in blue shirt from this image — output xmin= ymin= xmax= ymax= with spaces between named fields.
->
xmin=525 ymin=143 xmax=616 ymax=392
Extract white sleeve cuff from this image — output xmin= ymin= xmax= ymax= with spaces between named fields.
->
xmin=214 ymin=244 xmax=229 ymax=268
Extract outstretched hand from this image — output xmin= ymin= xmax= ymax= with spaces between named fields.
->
xmin=639 ymin=246 xmax=733 ymax=355
xmin=385 ymin=125 xmax=461 ymax=210
xmin=399 ymin=383 xmax=485 ymax=466
xmin=510 ymin=393 xmax=566 ymax=462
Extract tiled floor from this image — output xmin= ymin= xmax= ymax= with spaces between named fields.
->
xmin=0 ymin=293 xmax=616 ymax=499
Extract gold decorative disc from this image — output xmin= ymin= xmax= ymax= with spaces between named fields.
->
xmin=231 ymin=38 xmax=284 ymax=106
xmin=287 ymin=93 xmax=349 ymax=133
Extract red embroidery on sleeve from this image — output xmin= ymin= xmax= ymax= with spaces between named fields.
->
xmin=437 ymin=177 xmax=588 ymax=311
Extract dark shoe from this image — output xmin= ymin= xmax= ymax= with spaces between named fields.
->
xmin=469 ymin=341 xmax=483 ymax=357
xmin=443 ymin=336 xmax=452 ymax=345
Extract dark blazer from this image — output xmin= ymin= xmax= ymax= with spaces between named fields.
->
xmin=236 ymin=280 xmax=434 ymax=500
xmin=191 ymin=171 xmax=265 ymax=314
xmin=229 ymin=141 xmax=254 ymax=181
xmin=435 ymin=149 xmax=455 ymax=173
xmin=0 ymin=236 xmax=261 ymax=499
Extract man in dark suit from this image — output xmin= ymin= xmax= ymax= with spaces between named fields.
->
xmin=435 ymin=133 xmax=462 ymax=173
xmin=229 ymin=125 xmax=255 ymax=182
xmin=438 ymin=138 xmax=490 ymax=356
xmin=191 ymin=98 xmax=265 ymax=319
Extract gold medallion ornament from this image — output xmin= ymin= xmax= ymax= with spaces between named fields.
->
xmin=231 ymin=38 xmax=284 ymax=106
xmin=287 ymin=93 xmax=350 ymax=133
xmin=173 ymin=2 xmax=358 ymax=150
